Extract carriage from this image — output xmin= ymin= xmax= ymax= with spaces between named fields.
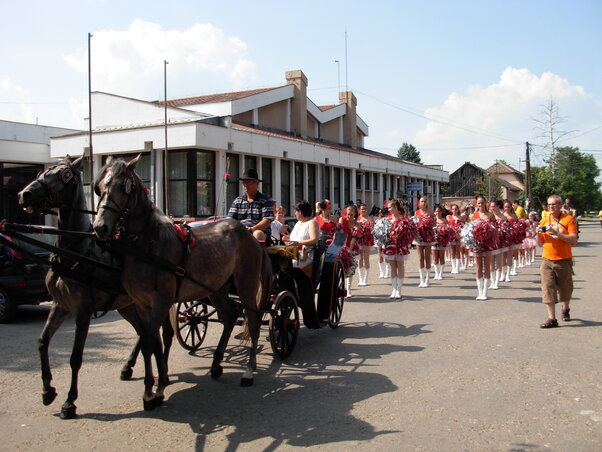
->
xmin=170 ymin=227 xmax=347 ymax=358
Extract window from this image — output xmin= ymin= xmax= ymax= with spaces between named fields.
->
xmin=373 ymin=173 xmax=379 ymax=191
xmin=365 ymin=171 xmax=371 ymax=190
xmin=344 ymin=169 xmax=350 ymax=205
xmin=167 ymin=150 xmax=215 ymax=217
xmin=280 ymin=160 xmax=291 ymax=214
xmin=226 ymin=153 xmax=240 ymax=210
xmin=323 ymin=165 xmax=331 ymax=200
xmin=356 ymin=171 xmax=362 ymax=189
xmin=261 ymin=158 xmax=273 ymax=197
xmin=333 ymin=167 xmax=341 ymax=208
xmin=244 ymin=155 xmax=257 ymax=172
xmin=307 ymin=164 xmax=316 ymax=205
xmin=294 ymin=162 xmax=304 ymax=203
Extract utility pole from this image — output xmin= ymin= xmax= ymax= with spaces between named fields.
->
xmin=525 ymin=141 xmax=532 ymax=211
xmin=87 ymin=32 xmax=94 ymax=214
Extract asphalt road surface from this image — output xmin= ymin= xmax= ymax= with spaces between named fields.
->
xmin=1 ymin=221 xmax=601 ymax=451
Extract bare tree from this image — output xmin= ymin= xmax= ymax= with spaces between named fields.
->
xmin=533 ymin=96 xmax=576 ymax=174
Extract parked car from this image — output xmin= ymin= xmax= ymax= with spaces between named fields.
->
xmin=0 ymin=234 xmax=52 ymax=323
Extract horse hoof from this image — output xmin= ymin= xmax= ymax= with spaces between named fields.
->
xmin=210 ymin=366 xmax=223 ymax=379
xmin=42 ymin=387 xmax=57 ymax=406
xmin=120 ymin=368 xmax=133 ymax=381
xmin=240 ymin=377 xmax=254 ymax=387
xmin=60 ymin=403 xmax=77 ymax=420
xmin=143 ymin=398 xmax=158 ymax=411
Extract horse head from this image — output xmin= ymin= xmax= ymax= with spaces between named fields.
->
xmin=18 ymin=155 xmax=84 ymax=214
xmin=93 ymin=154 xmax=145 ymax=241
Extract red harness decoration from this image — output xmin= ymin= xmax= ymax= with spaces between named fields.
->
xmin=173 ymin=224 xmax=196 ymax=248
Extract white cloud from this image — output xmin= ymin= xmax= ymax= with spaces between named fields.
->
xmin=0 ymin=78 xmax=34 ymax=124
xmin=64 ymin=19 xmax=258 ymax=99
xmin=413 ymin=67 xmax=595 ymax=171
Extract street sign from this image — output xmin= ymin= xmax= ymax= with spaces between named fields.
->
xmin=406 ymin=181 xmax=423 ymax=192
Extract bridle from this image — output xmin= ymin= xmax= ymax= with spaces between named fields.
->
xmin=33 ymin=161 xmax=87 ymax=214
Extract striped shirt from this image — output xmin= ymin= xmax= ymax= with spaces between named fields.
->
xmin=227 ymin=191 xmax=274 ymax=227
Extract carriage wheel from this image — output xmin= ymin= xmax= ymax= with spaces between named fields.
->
xmin=268 ymin=291 xmax=299 ymax=359
xmin=328 ymin=260 xmax=345 ymax=329
xmin=169 ymin=300 xmax=209 ymax=352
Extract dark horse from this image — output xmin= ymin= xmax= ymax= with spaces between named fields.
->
xmin=17 ymin=155 xmax=174 ymax=419
xmin=92 ymin=155 xmax=272 ymax=410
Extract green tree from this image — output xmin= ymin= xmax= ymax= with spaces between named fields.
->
xmin=475 ymin=174 xmax=503 ymax=200
xmin=397 ymin=142 xmax=422 ymax=164
xmin=530 ymin=146 xmax=601 ymax=214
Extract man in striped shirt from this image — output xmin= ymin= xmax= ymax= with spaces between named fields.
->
xmin=227 ymin=168 xmax=273 ymax=241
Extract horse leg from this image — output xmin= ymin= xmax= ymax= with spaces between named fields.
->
xmin=117 ymin=305 xmax=144 ymax=381
xmin=140 ymin=306 xmax=171 ymax=411
xmin=60 ymin=310 xmax=92 ymax=419
xmin=160 ymin=313 xmax=174 ymax=382
xmin=240 ymin=307 xmax=261 ymax=387
xmin=209 ymin=293 xmax=237 ymax=379
xmin=140 ymin=328 xmax=158 ymax=411
xmin=38 ymin=303 xmax=68 ymax=407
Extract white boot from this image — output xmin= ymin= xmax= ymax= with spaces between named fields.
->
xmin=481 ymin=278 xmax=488 ymax=300
xmin=378 ymin=261 xmax=385 ymax=278
xmin=510 ymin=258 xmax=518 ymax=276
xmin=489 ymin=270 xmax=499 ymax=289
xmin=389 ymin=277 xmax=397 ymax=298
xmin=504 ymin=265 xmax=511 ymax=282
xmin=450 ymin=259 xmax=457 ymax=274
xmin=345 ymin=276 xmax=353 ymax=298
xmin=357 ymin=268 xmax=366 ymax=286
xmin=476 ymin=278 xmax=483 ymax=300
xmin=396 ymin=278 xmax=404 ymax=299
xmin=438 ymin=264 xmax=444 ymax=279
xmin=364 ymin=267 xmax=370 ymax=286
xmin=384 ymin=263 xmax=391 ymax=278
xmin=418 ymin=268 xmax=425 ymax=287
xmin=424 ymin=268 xmax=431 ymax=287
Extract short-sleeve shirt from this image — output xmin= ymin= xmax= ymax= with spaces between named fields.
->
xmin=515 ymin=206 xmax=527 ymax=219
xmin=227 ymin=191 xmax=274 ymax=228
xmin=539 ymin=213 xmax=577 ymax=260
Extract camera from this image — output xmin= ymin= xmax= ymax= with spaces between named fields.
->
xmin=537 ymin=226 xmax=547 ymax=233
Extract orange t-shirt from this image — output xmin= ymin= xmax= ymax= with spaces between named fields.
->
xmin=539 ymin=214 xmax=577 ymax=260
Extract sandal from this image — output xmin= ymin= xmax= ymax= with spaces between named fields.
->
xmin=540 ymin=318 xmax=559 ymax=329
xmin=562 ymin=308 xmax=571 ymax=321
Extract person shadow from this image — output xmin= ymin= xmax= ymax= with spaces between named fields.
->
xmin=82 ymin=321 xmax=430 ymax=449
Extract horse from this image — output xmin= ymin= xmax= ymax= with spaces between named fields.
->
xmin=17 ymin=155 xmax=174 ymax=419
xmin=92 ymin=154 xmax=272 ymax=411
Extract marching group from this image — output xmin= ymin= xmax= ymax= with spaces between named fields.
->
xmin=228 ymin=169 xmax=579 ymax=329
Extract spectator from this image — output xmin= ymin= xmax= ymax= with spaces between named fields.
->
xmin=270 ymin=204 xmax=290 ymax=243
xmin=512 ymin=200 xmax=527 ymax=219
xmin=598 ymin=208 xmax=602 ymax=228
xmin=536 ymin=194 xmax=579 ymax=328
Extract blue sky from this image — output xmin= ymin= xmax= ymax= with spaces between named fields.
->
xmin=2 ymin=0 xmax=601 ymax=175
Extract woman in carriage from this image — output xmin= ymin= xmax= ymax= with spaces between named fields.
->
xmin=283 ymin=200 xmax=320 ymax=277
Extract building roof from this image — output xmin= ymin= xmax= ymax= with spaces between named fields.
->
xmin=156 ymin=86 xmax=283 ymax=108
xmin=317 ymin=104 xmax=337 ymax=111
xmin=487 ymin=161 xmax=521 ymax=175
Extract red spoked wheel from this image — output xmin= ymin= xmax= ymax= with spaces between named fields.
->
xmin=328 ymin=260 xmax=345 ymax=329
xmin=268 ymin=291 xmax=299 ymax=359
xmin=169 ymin=299 xmax=209 ymax=352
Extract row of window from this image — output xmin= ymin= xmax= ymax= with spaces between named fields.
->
xmin=83 ymin=150 xmax=416 ymax=218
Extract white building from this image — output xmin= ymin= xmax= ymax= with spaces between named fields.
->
xmin=48 ymin=69 xmax=447 ymax=219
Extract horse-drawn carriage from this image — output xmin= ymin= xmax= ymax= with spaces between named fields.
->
xmin=170 ymin=228 xmax=346 ymax=358
xmin=4 ymin=154 xmax=347 ymax=417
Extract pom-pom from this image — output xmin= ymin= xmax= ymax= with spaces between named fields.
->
xmin=339 ymin=247 xmax=357 ymax=277
xmin=389 ymin=216 xmax=418 ymax=249
xmin=355 ymin=220 xmax=375 ymax=246
xmin=434 ymin=223 xmax=455 ymax=247
xmin=373 ymin=217 xmax=392 ymax=246
xmin=461 ymin=219 xmax=499 ymax=252
xmin=413 ymin=215 xmax=436 ymax=243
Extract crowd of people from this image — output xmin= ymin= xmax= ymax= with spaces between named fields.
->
xmin=226 ymin=168 xmax=579 ymax=329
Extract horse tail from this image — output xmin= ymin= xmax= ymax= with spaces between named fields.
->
xmin=241 ymin=247 xmax=272 ymax=341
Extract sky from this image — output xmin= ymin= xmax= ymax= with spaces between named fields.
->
xmin=1 ymin=0 xmax=601 ymax=176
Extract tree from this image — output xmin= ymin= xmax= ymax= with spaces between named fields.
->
xmin=397 ymin=142 xmax=422 ymax=164
xmin=533 ymin=96 xmax=575 ymax=174
xmin=475 ymin=174 xmax=503 ymax=200
xmin=530 ymin=146 xmax=601 ymax=214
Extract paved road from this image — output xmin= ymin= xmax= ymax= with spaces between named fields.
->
xmin=1 ymin=221 xmax=600 ymax=451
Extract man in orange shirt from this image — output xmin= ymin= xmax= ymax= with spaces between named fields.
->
xmin=536 ymin=194 xmax=579 ymax=328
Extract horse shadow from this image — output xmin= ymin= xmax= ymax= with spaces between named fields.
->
xmin=82 ymin=321 xmax=429 ymax=448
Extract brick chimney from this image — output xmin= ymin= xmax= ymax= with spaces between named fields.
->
xmin=285 ymin=70 xmax=308 ymax=137
xmin=339 ymin=91 xmax=358 ymax=148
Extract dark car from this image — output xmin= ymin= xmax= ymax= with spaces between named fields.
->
xmin=0 ymin=234 xmax=52 ymax=323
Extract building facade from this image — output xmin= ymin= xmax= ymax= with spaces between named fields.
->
xmin=47 ymin=70 xmax=448 ymax=219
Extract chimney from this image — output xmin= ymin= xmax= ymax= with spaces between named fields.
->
xmin=339 ymin=91 xmax=358 ymax=148
xmin=285 ymin=70 xmax=308 ymax=138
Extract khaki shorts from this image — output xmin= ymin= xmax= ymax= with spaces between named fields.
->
xmin=540 ymin=258 xmax=574 ymax=304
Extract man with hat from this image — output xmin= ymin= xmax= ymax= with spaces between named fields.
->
xmin=227 ymin=168 xmax=274 ymax=241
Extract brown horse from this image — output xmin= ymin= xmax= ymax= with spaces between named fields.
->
xmin=92 ymin=155 xmax=272 ymax=411
xmin=17 ymin=155 xmax=174 ymax=419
